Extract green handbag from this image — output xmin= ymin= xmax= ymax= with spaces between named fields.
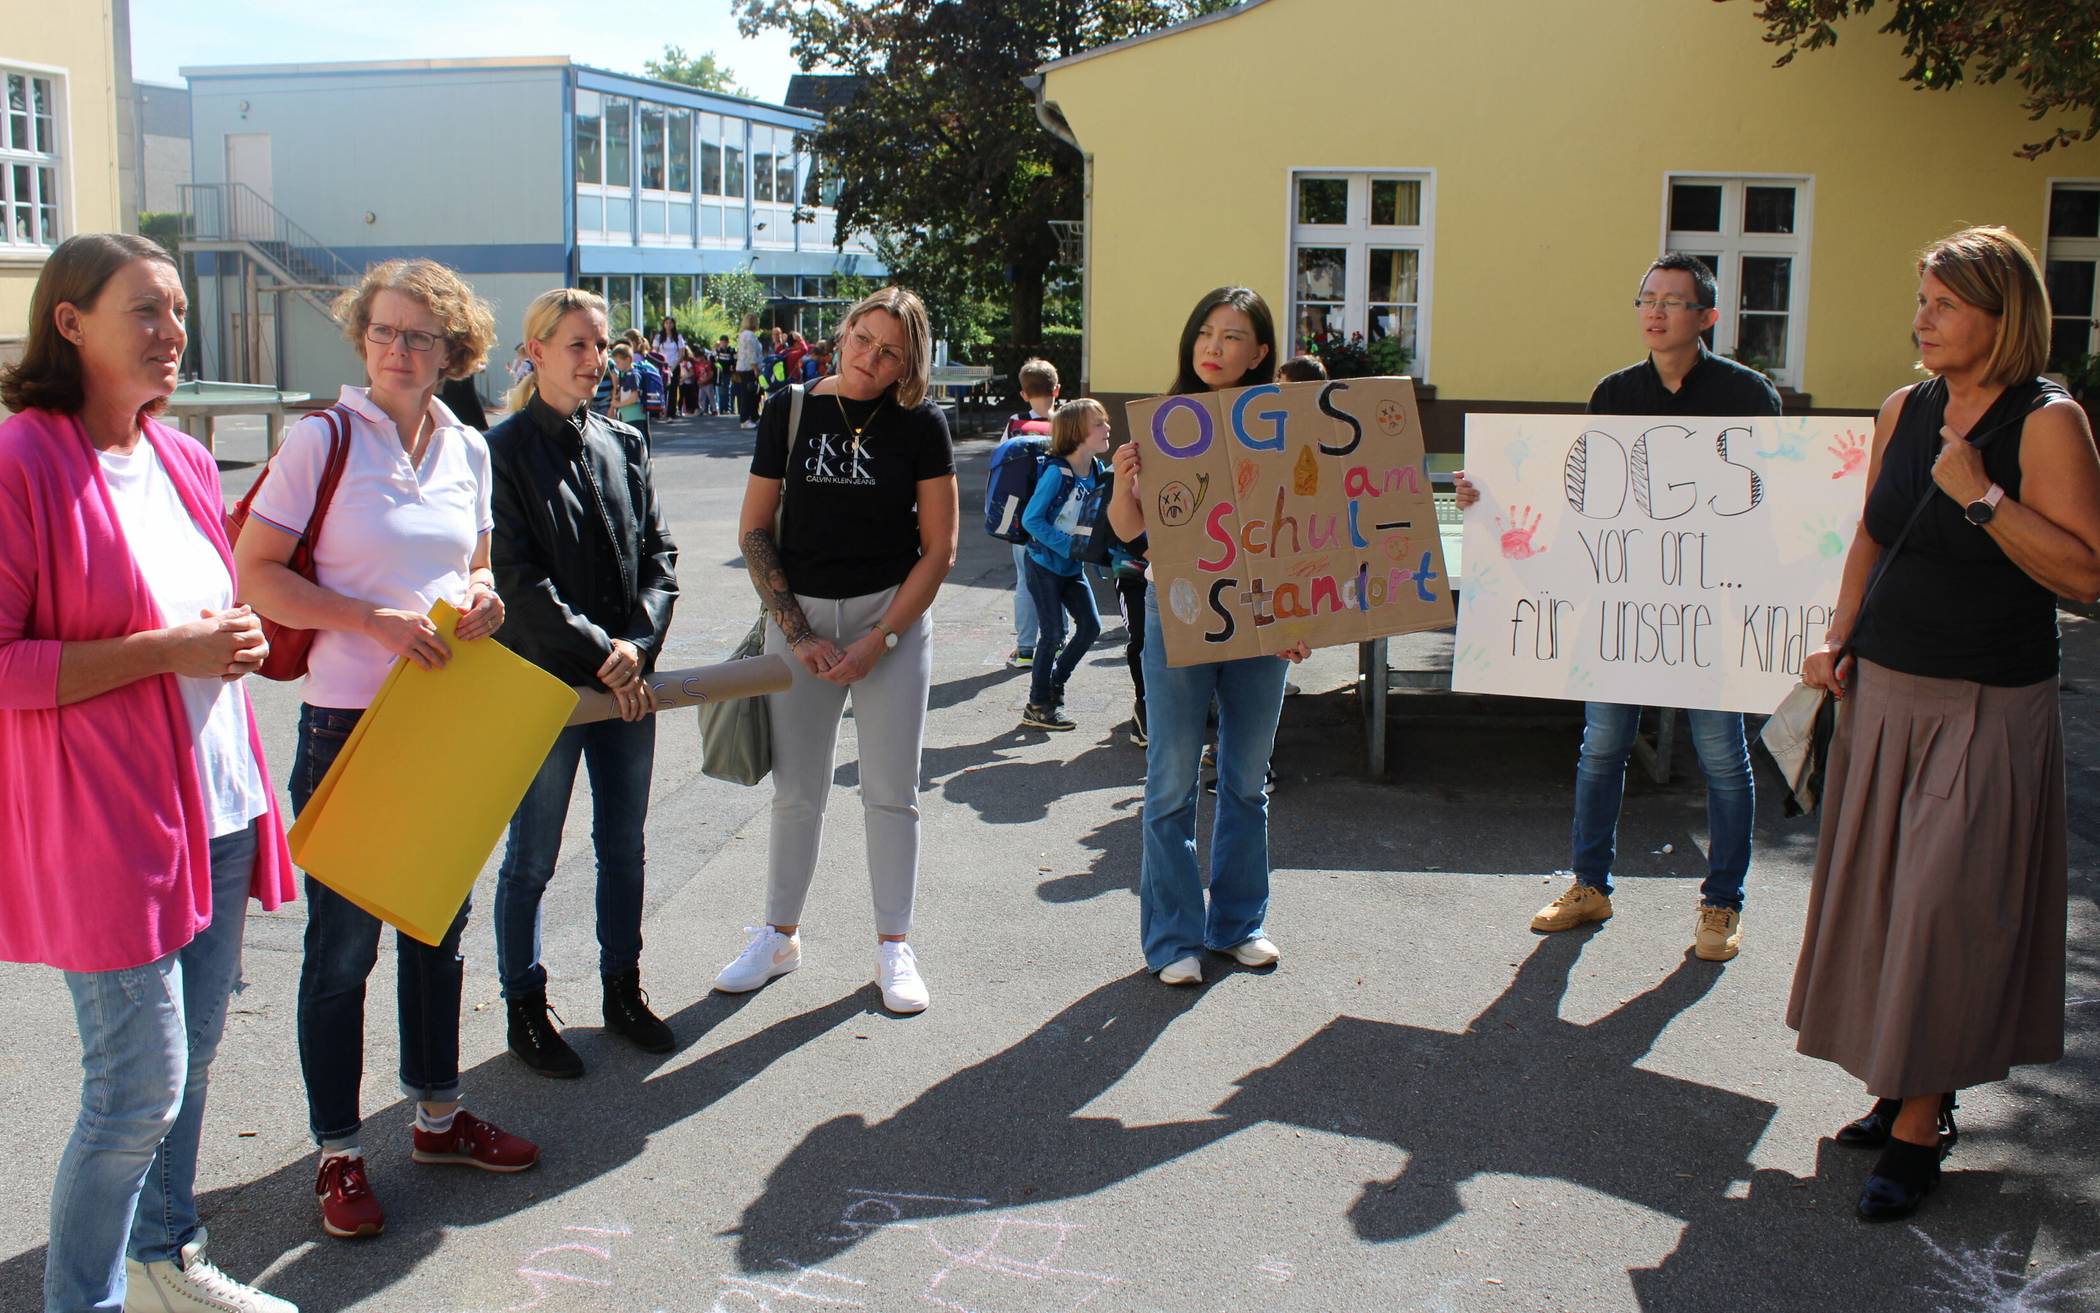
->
xmin=696 ymin=386 xmax=805 ymax=785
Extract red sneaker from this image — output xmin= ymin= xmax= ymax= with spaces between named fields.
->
xmin=316 ymin=1154 xmax=385 ymax=1238
xmin=410 ymin=1109 xmax=539 ymax=1172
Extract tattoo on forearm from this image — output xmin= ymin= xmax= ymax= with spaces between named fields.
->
xmin=742 ymin=528 xmax=814 ymax=645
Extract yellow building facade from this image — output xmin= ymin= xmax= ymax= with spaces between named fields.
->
xmin=0 ymin=0 xmax=131 ymax=353
xmin=1038 ymin=0 xmax=2100 ymax=445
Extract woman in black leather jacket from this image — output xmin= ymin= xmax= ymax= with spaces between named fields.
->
xmin=486 ymin=286 xmax=680 ymax=1079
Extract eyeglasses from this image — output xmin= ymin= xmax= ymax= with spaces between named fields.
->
xmin=1633 ymin=297 xmax=1709 ymax=314
xmin=366 ymin=323 xmax=446 ymax=353
xmin=847 ymin=327 xmax=907 ymax=370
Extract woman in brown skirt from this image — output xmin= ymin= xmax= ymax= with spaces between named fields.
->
xmin=1793 ymin=225 xmax=2100 ymax=1222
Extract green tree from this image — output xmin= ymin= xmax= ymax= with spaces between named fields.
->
xmin=710 ymin=263 xmax=770 ymax=323
xmin=642 ymin=45 xmax=745 ymax=95
xmin=735 ymin=0 xmax=1235 ymax=351
xmin=1735 ymin=0 xmax=2100 ymax=157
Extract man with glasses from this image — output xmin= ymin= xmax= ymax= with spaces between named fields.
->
xmin=1459 ymin=252 xmax=1780 ymax=962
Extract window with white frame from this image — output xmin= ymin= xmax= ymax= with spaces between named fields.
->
xmin=696 ymin=113 xmax=746 ymax=243
xmin=1662 ymin=175 xmax=1810 ymax=387
xmin=2046 ymin=181 xmax=2099 ymax=372
xmin=751 ymin=124 xmax=796 ymax=247
xmin=2 ymin=68 xmax=62 ymax=250
xmin=1287 ymin=171 xmax=1432 ymax=378
xmin=636 ymin=101 xmax=693 ymax=245
xmin=574 ymin=90 xmax=634 ymax=244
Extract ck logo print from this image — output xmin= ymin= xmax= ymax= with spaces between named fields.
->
xmin=806 ymin=434 xmax=876 ymax=486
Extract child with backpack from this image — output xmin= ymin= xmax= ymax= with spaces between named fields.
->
xmin=985 ymin=359 xmax=1059 ymax=667
xmin=1018 ymin=398 xmax=1111 ymax=731
xmin=608 ymin=344 xmax=646 ymax=430
xmin=689 ymin=352 xmax=715 ymax=416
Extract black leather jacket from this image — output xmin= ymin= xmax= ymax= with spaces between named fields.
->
xmin=488 ymin=392 xmax=678 ymax=688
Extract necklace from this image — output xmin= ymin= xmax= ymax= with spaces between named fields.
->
xmin=835 ymin=392 xmax=886 ymax=454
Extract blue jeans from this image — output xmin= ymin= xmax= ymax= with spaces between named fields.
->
xmin=1570 ymin=702 xmax=1754 ymax=910
xmin=291 ymin=705 xmax=468 ymax=1148
xmin=494 ymin=716 xmax=656 ymax=998
xmin=47 ymin=823 xmax=256 ymax=1312
xmin=1138 ymin=592 xmax=1289 ymax=969
xmin=1025 ymin=556 xmax=1100 ymax=707
xmin=1012 ymin=542 xmax=1039 ymax=651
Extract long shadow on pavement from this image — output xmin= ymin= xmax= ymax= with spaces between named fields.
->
xmin=0 ymin=988 xmax=868 ymax=1312
xmin=728 ymin=932 xmax=2100 ymax=1309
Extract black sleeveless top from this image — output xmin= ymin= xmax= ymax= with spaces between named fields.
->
xmin=1850 ymin=376 xmax=2064 ymax=686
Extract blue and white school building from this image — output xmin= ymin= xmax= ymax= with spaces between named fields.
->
xmin=178 ymin=56 xmax=884 ymax=399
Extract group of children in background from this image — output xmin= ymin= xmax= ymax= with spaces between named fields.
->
xmin=995 ymin=360 xmax=1120 ymax=736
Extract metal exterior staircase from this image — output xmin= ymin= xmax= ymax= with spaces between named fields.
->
xmin=177 ymin=182 xmax=363 ymax=386
xmin=178 ymin=181 xmax=360 ymax=321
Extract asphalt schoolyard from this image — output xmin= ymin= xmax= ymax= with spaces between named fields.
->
xmin=1 ymin=408 xmax=2094 ymax=1312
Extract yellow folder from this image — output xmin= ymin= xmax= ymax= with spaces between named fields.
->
xmin=288 ymin=600 xmax=579 ymax=945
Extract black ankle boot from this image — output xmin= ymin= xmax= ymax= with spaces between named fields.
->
xmin=602 ymin=969 xmax=675 ymax=1053
xmin=1835 ymin=1097 xmax=1901 ymax=1147
xmin=1856 ymin=1095 xmax=1958 ymax=1222
xmin=507 ymin=990 xmax=585 ymax=1078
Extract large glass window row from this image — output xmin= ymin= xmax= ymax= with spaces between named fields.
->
xmin=577 ymin=90 xmax=842 ymax=249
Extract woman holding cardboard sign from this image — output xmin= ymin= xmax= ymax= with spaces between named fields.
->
xmin=0 ymin=233 xmax=298 ymax=1313
xmin=1105 ymin=285 xmax=1312 ymax=988
xmin=1789 ymin=228 xmax=2100 ymax=1223
xmin=234 ymin=259 xmax=536 ymax=1242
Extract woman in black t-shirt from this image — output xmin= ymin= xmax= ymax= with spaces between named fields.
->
xmin=716 ymin=287 xmax=959 ymax=1015
xmin=1791 ymin=226 xmax=2100 ymax=1223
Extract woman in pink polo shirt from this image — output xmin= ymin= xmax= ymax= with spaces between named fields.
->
xmin=0 ymin=234 xmax=297 ymax=1312
xmin=234 ymin=258 xmax=532 ymax=1242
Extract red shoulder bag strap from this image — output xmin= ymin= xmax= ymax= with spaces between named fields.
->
xmin=291 ymin=406 xmax=355 ymax=562
xmin=227 ymin=405 xmax=353 ymax=546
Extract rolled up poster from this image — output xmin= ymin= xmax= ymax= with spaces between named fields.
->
xmin=564 ymin=654 xmax=795 ymax=726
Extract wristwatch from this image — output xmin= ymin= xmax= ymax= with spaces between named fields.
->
xmin=873 ymin=620 xmax=900 ymax=652
xmin=1964 ymin=482 xmax=2005 ymax=527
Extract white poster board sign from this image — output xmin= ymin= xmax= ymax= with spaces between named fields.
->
xmin=1452 ymin=413 xmax=1870 ymax=714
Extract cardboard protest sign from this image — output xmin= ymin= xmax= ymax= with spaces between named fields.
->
xmin=1129 ymin=377 xmax=1453 ymax=668
xmin=1451 ymin=413 xmax=1869 ymax=714
xmin=289 ymin=600 xmax=577 ymax=944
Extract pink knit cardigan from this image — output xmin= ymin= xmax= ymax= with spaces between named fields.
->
xmin=0 ymin=407 xmax=295 ymax=972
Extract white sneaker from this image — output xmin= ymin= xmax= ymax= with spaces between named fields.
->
xmin=1158 ymin=955 xmax=1202 ymax=986
xmin=714 ymin=926 xmax=800 ymax=993
xmin=1228 ymin=936 xmax=1280 ymax=968
xmin=877 ymin=941 xmax=930 ymax=1013
xmin=125 ymin=1229 xmax=297 ymax=1312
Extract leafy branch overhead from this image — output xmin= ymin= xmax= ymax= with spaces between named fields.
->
xmin=1734 ymin=0 xmax=2100 ymax=157
xmin=733 ymin=0 xmax=1237 ymax=346
xmin=643 ymin=45 xmax=745 ymax=96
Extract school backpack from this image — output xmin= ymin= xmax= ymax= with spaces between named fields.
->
xmin=638 ymin=361 xmax=668 ymax=415
xmin=984 ymin=425 xmax=1052 ymax=543
xmin=1070 ymin=462 xmax=1119 ymax=564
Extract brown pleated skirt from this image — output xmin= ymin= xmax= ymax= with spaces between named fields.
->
xmin=1785 ymin=658 xmax=2066 ymax=1098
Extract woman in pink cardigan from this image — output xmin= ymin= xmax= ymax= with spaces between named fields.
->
xmin=0 ymin=233 xmax=299 ymax=1313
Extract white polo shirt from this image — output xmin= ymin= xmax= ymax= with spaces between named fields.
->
xmin=248 ymin=386 xmax=493 ymax=710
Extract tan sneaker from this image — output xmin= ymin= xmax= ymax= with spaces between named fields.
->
xmin=1530 ymin=878 xmax=1613 ymax=932
xmin=1693 ymin=905 xmax=1742 ymax=961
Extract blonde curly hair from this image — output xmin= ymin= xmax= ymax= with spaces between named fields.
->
xmin=332 ymin=258 xmax=496 ymax=382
